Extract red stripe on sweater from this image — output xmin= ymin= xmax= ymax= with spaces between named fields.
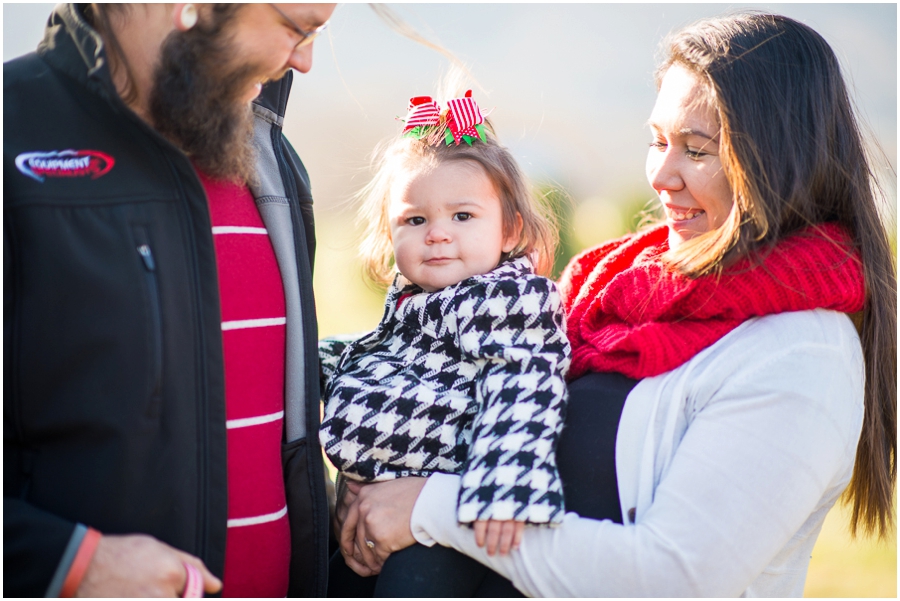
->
xmin=214 ymin=233 xmax=285 ymax=323
xmin=225 ymin=419 xmax=286 ymax=519
xmin=223 ymin=516 xmax=292 ymax=599
xmin=222 ymin=326 xmax=285 ymax=420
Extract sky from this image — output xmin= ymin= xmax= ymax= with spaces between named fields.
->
xmin=4 ymin=3 xmax=897 ymax=247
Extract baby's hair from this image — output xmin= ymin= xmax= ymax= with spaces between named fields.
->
xmin=357 ymin=104 xmax=558 ymax=287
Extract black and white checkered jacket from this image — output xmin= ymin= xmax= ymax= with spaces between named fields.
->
xmin=319 ymin=257 xmax=570 ymax=524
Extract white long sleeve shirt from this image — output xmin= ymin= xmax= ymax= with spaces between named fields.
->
xmin=411 ymin=309 xmax=864 ymax=597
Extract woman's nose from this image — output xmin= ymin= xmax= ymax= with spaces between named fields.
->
xmin=646 ymin=147 xmax=683 ymax=193
xmin=289 ymin=43 xmax=314 ymax=73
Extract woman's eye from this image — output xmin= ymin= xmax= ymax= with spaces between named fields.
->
xmin=648 ymin=141 xmax=667 ymax=151
xmin=686 ymin=149 xmax=707 ymax=160
xmin=453 ymin=212 xmax=472 ymax=222
xmin=407 ymin=216 xmax=425 ymax=226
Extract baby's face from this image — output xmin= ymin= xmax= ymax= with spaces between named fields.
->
xmin=388 ymin=160 xmax=517 ymax=292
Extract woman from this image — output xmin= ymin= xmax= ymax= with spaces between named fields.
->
xmin=335 ymin=13 xmax=896 ymax=597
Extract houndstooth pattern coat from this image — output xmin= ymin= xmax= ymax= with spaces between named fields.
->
xmin=319 ymin=257 xmax=570 ymax=524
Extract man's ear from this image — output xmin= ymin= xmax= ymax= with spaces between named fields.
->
xmin=173 ymin=3 xmax=198 ymax=31
xmin=502 ymin=212 xmax=524 ymax=253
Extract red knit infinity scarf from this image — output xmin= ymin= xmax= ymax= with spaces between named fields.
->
xmin=559 ymin=223 xmax=865 ymax=380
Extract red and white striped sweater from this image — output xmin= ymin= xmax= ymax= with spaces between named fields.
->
xmin=198 ymin=170 xmax=290 ymax=597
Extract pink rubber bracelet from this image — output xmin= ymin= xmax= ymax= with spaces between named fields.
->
xmin=182 ymin=562 xmax=204 ymax=598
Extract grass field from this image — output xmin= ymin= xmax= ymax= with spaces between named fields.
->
xmin=804 ymin=502 xmax=897 ymax=597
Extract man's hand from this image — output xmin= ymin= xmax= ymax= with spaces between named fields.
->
xmin=474 ymin=519 xmax=525 ymax=556
xmin=339 ymin=477 xmax=427 ymax=576
xmin=76 ymin=533 xmax=222 ymax=597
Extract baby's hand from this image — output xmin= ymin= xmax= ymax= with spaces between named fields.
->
xmin=473 ymin=519 xmax=525 ymax=556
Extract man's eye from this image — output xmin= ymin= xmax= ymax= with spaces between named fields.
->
xmin=453 ymin=212 xmax=472 ymax=222
xmin=406 ymin=216 xmax=425 ymax=225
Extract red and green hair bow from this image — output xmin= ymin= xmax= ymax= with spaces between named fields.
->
xmin=401 ymin=90 xmax=488 ymax=146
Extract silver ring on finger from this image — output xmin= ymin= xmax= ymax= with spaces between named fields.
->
xmin=365 ymin=539 xmax=375 ymax=549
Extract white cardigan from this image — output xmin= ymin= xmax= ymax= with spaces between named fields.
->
xmin=411 ymin=309 xmax=865 ymax=597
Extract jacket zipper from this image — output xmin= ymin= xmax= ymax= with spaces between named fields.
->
xmin=166 ymin=161 xmax=211 ymax=563
xmin=135 ymin=237 xmax=164 ymax=412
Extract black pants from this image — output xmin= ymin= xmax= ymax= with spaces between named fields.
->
xmin=326 ymin=372 xmax=637 ymax=597
xmin=327 ymin=543 xmax=522 ymax=598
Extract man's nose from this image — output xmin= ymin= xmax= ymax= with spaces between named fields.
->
xmin=289 ymin=43 xmax=314 ymax=73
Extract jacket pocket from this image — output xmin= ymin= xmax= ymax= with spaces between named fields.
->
xmin=132 ymin=225 xmax=163 ymax=416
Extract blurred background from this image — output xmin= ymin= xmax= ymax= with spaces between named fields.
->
xmin=5 ymin=3 xmax=896 ymax=596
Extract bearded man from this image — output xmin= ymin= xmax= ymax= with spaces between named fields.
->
xmin=4 ymin=3 xmax=336 ymax=596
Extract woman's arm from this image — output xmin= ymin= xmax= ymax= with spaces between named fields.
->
xmin=406 ymin=320 xmax=865 ymax=596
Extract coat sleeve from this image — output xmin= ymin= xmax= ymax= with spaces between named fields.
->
xmin=3 ymin=498 xmax=85 ymax=597
xmin=318 ymin=337 xmax=350 ymax=392
xmin=453 ymin=276 xmax=570 ymax=524
xmin=4 ymin=226 xmax=83 ymax=597
xmin=318 ymin=332 xmax=374 ymax=394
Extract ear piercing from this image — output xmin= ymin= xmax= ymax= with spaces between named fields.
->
xmin=180 ymin=4 xmax=198 ymax=30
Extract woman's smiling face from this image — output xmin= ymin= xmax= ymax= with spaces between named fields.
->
xmin=646 ymin=64 xmax=734 ymax=249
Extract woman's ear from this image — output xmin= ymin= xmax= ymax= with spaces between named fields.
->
xmin=502 ymin=213 xmax=524 ymax=253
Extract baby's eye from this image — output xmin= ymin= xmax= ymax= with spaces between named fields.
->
xmin=453 ymin=212 xmax=472 ymax=222
xmin=406 ymin=216 xmax=425 ymax=226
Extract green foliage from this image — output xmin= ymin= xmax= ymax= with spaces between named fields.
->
xmin=539 ymin=185 xmax=577 ymax=280
xmin=535 ymin=183 xmax=661 ymax=280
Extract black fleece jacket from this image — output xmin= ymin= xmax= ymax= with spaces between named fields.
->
xmin=3 ymin=4 xmax=328 ymax=597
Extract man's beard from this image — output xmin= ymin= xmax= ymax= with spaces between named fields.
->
xmin=149 ymin=13 xmax=260 ymax=184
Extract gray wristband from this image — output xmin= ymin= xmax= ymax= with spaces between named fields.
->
xmin=45 ymin=523 xmax=88 ymax=597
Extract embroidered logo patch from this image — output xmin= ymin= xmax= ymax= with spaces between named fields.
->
xmin=15 ymin=150 xmax=115 ymax=182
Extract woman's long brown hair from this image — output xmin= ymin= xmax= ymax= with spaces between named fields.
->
xmin=659 ymin=13 xmax=896 ymax=538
